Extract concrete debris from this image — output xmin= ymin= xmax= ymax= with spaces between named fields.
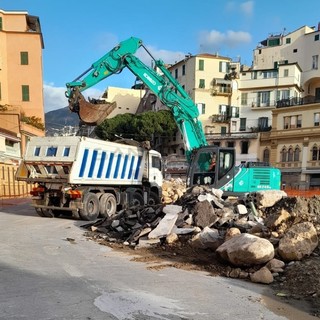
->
xmin=82 ymin=179 xmax=320 ymax=286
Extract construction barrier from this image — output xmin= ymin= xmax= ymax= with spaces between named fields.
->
xmin=0 ymin=163 xmax=32 ymax=199
xmin=284 ymin=187 xmax=320 ymax=198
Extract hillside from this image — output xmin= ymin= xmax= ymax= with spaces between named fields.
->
xmin=45 ymin=107 xmax=80 ymax=135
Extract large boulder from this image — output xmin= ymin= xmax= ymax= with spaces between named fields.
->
xmin=216 ymin=233 xmax=275 ymax=266
xmin=278 ymin=222 xmax=319 ymax=261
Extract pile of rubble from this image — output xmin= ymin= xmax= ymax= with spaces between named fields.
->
xmin=82 ymin=181 xmax=320 ymax=287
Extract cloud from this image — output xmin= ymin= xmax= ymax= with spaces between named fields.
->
xmin=44 ymin=83 xmax=104 ymax=113
xmin=240 ymin=1 xmax=254 ymax=16
xmin=136 ymin=45 xmax=186 ymax=67
xmin=226 ymin=1 xmax=254 ymax=16
xmin=198 ymin=29 xmax=252 ymax=53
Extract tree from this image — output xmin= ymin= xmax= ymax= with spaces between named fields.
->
xmin=95 ymin=110 xmax=177 ymax=143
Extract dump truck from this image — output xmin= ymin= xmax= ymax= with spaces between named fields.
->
xmin=16 ymin=136 xmax=162 ymax=220
xmin=65 ymin=37 xmax=282 ymax=196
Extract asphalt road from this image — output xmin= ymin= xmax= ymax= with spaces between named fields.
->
xmin=0 ymin=198 xmax=317 ymax=320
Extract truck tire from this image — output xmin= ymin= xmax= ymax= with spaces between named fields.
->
xmin=35 ymin=208 xmax=45 ymax=217
xmin=99 ymin=193 xmax=117 ymax=218
xmin=130 ymin=192 xmax=144 ymax=207
xmin=79 ymin=193 xmax=99 ymax=221
xmin=148 ymin=191 xmax=160 ymax=206
xmin=35 ymin=208 xmax=54 ymax=218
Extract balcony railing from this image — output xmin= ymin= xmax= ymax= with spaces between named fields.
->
xmin=276 ymin=96 xmax=320 ymax=108
xmin=211 ymin=114 xmax=230 ymax=123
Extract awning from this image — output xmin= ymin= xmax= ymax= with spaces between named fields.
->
xmin=0 ymin=131 xmax=20 ymax=142
xmin=214 ymin=78 xmax=231 ymax=85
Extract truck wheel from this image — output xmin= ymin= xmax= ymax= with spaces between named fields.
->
xmin=99 ymin=193 xmax=117 ymax=218
xmin=148 ymin=191 xmax=160 ymax=206
xmin=79 ymin=193 xmax=99 ymax=221
xmin=130 ymin=192 xmax=144 ymax=207
xmin=35 ymin=208 xmax=54 ymax=218
xmin=35 ymin=208 xmax=45 ymax=217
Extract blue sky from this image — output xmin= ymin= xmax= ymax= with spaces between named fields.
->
xmin=1 ymin=0 xmax=320 ymax=112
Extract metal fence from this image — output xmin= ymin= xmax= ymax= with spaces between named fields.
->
xmin=0 ymin=164 xmax=32 ymax=199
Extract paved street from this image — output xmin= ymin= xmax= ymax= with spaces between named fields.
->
xmin=0 ymin=198 xmax=316 ymax=320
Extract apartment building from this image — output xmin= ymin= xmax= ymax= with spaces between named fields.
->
xmin=0 ymin=9 xmax=45 ymax=197
xmin=240 ymin=24 xmax=320 ymax=189
xmin=160 ymin=54 xmax=259 ymax=163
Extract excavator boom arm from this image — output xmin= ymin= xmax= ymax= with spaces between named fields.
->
xmin=66 ymin=37 xmax=208 ymax=158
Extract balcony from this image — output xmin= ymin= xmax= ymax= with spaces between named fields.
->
xmin=276 ymin=96 xmax=320 ymax=108
xmin=210 ymin=114 xmax=230 ymax=123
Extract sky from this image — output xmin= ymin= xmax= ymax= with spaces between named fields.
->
xmin=1 ymin=0 xmax=320 ymax=113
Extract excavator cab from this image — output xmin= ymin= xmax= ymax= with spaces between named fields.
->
xmin=187 ymin=146 xmax=236 ymax=189
xmin=67 ymin=87 xmax=116 ymax=126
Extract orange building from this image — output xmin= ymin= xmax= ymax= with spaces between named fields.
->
xmin=0 ymin=9 xmax=45 ymax=198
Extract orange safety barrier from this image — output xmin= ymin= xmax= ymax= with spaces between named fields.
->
xmin=284 ymin=188 xmax=320 ymax=198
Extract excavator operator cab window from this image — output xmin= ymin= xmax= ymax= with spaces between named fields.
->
xmin=217 ymin=149 xmax=234 ymax=179
xmin=192 ymin=151 xmax=217 ymax=185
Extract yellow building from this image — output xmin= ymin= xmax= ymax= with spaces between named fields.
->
xmin=0 ymin=9 xmax=45 ymax=197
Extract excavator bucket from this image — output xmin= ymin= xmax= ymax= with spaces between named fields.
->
xmin=68 ymin=90 xmax=116 ymax=126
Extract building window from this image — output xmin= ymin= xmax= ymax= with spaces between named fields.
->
xmin=293 ymin=49 xmax=298 ymax=53
xmin=221 ymin=126 xmax=227 ymax=135
xmin=281 ymin=147 xmax=287 ymax=162
xmin=263 ymin=149 xmax=270 ymax=163
xmin=251 ymin=71 xmax=257 ymax=79
xmin=219 ymin=61 xmax=229 ymax=73
xmin=174 ymin=69 xmax=178 ymax=79
xmin=20 ymin=52 xmax=29 ymax=65
xmin=197 ymin=103 xmax=205 ymax=114
xmin=281 ymin=89 xmax=290 ymax=99
xmin=268 ymin=38 xmax=280 ymax=46
xmin=198 ymin=59 xmax=204 ymax=71
xmin=239 ymin=118 xmax=246 ymax=131
xmin=22 ymin=85 xmax=30 ymax=101
xmin=312 ymin=55 xmax=319 ymax=69
xmin=241 ymin=93 xmax=248 ymax=105
xmin=241 ymin=141 xmax=249 ymax=154
xmin=34 ymin=147 xmax=41 ymax=156
xmin=182 ymin=64 xmax=186 ymax=75
xmin=46 ymin=146 xmax=57 ymax=157
xmin=258 ymin=117 xmax=269 ymax=130
xmin=284 ymin=116 xmax=290 ymax=129
xmin=283 ymin=69 xmax=289 ymax=77
xmin=199 ymin=79 xmax=205 ymax=88
xmin=227 ymin=141 xmax=234 ymax=148
xmin=311 ymin=145 xmax=320 ymax=161
xmin=314 ymin=113 xmax=320 ymax=126
xmin=315 ymin=34 xmax=320 ymax=41
xmin=63 ymin=147 xmax=70 ymax=157
xmin=294 ymin=147 xmax=300 ymax=161
xmin=231 ymin=106 xmax=239 ymax=118
xmin=262 ymin=71 xmax=278 ymax=78
xmin=287 ymin=147 xmax=294 ymax=162
xmin=286 ymin=38 xmax=291 ymax=44
xmin=257 ymin=91 xmax=270 ymax=107
xmin=297 ymin=115 xmax=302 ymax=128
xmin=283 ymin=115 xmax=302 ymax=129
xmin=231 ymin=121 xmax=236 ymax=131
xmin=0 ymin=17 xmax=2 ymax=30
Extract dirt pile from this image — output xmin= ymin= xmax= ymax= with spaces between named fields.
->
xmin=82 ymin=185 xmax=320 ymax=318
